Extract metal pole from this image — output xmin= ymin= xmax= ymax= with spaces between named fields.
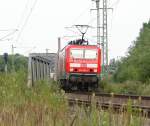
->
xmin=46 ymin=49 xmax=49 ymax=54
xmin=102 ymin=0 xmax=108 ymax=76
xmin=92 ymin=0 xmax=112 ymax=78
xmin=46 ymin=48 xmax=50 ymax=58
xmin=96 ymin=0 xmax=101 ymax=46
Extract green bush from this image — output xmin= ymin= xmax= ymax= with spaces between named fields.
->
xmin=101 ymin=80 xmax=150 ymax=95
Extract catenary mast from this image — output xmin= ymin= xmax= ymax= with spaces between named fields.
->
xmin=92 ymin=0 xmax=110 ymax=77
xmin=102 ymin=0 xmax=108 ymax=74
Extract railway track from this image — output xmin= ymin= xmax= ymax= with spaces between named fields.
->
xmin=65 ymin=92 xmax=150 ymax=117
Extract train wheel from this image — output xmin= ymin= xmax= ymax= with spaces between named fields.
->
xmin=77 ymin=83 xmax=82 ymax=91
xmin=62 ymin=80 xmax=71 ymax=91
xmin=95 ymin=82 xmax=98 ymax=88
xmin=84 ymin=83 xmax=88 ymax=91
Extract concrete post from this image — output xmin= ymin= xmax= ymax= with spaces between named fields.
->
xmin=56 ymin=37 xmax=61 ymax=81
xmin=32 ymin=59 xmax=36 ymax=84
xmin=27 ymin=55 xmax=32 ymax=88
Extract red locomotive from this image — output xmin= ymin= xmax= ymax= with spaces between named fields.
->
xmin=58 ymin=39 xmax=101 ymax=90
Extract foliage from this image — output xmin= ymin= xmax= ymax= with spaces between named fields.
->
xmin=0 ymin=53 xmax=28 ymax=72
xmin=109 ymin=58 xmax=120 ymax=74
xmin=101 ymin=80 xmax=150 ymax=95
xmin=114 ymin=20 xmax=150 ymax=83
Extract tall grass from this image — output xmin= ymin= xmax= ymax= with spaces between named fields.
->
xmin=0 ymin=72 xmax=149 ymax=125
xmin=100 ymin=79 xmax=150 ymax=95
xmin=0 ymin=71 xmax=68 ymax=125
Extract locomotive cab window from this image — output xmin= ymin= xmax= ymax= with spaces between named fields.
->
xmin=85 ymin=49 xmax=97 ymax=59
xmin=70 ymin=49 xmax=83 ymax=58
xmin=70 ymin=48 xmax=97 ymax=59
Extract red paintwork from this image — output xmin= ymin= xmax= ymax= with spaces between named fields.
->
xmin=59 ymin=44 xmax=101 ymax=76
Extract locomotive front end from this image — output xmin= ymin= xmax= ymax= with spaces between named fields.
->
xmin=66 ymin=45 xmax=101 ymax=90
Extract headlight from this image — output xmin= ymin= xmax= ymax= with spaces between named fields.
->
xmin=70 ymin=63 xmax=80 ymax=67
xmin=87 ymin=64 xmax=97 ymax=68
xmin=70 ymin=68 xmax=73 ymax=72
xmin=94 ymin=69 xmax=97 ymax=72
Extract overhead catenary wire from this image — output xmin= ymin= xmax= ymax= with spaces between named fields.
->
xmin=70 ymin=3 xmax=92 ymax=25
xmin=0 ymin=29 xmax=18 ymax=41
xmin=64 ymin=2 xmax=93 ymax=40
xmin=16 ymin=0 xmax=30 ymax=29
xmin=88 ymin=0 xmax=121 ymax=30
xmin=0 ymin=1 xmax=29 ymax=43
xmin=64 ymin=27 xmax=82 ymax=37
xmin=108 ymin=0 xmax=121 ymax=40
xmin=88 ymin=0 xmax=121 ymax=48
xmin=110 ymin=0 xmax=120 ymax=8
xmin=15 ymin=0 xmax=39 ymax=44
xmin=0 ymin=29 xmax=17 ymax=31
xmin=64 ymin=0 xmax=121 ymax=46
xmin=18 ymin=46 xmax=36 ymax=54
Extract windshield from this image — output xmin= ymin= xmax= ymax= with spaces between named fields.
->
xmin=70 ymin=49 xmax=97 ymax=59
xmin=85 ymin=49 xmax=97 ymax=59
xmin=70 ymin=49 xmax=83 ymax=58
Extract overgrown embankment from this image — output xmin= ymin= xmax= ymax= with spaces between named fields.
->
xmin=101 ymin=80 xmax=150 ymax=95
xmin=0 ymin=72 xmax=148 ymax=125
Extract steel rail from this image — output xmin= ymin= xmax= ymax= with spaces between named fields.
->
xmin=65 ymin=92 xmax=150 ymax=117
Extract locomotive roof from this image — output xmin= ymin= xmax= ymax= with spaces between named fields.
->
xmin=60 ymin=44 xmax=100 ymax=52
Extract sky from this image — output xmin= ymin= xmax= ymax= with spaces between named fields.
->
xmin=0 ymin=0 xmax=149 ymax=60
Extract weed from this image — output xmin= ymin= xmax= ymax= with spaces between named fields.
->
xmin=0 ymin=72 xmax=149 ymax=125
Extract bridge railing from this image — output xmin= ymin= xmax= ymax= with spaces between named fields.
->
xmin=27 ymin=53 xmax=56 ymax=87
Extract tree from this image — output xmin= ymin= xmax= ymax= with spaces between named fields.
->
xmin=0 ymin=54 xmax=28 ymax=72
xmin=114 ymin=20 xmax=150 ymax=83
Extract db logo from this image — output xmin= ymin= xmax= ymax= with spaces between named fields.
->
xmin=81 ymin=64 xmax=87 ymax=67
